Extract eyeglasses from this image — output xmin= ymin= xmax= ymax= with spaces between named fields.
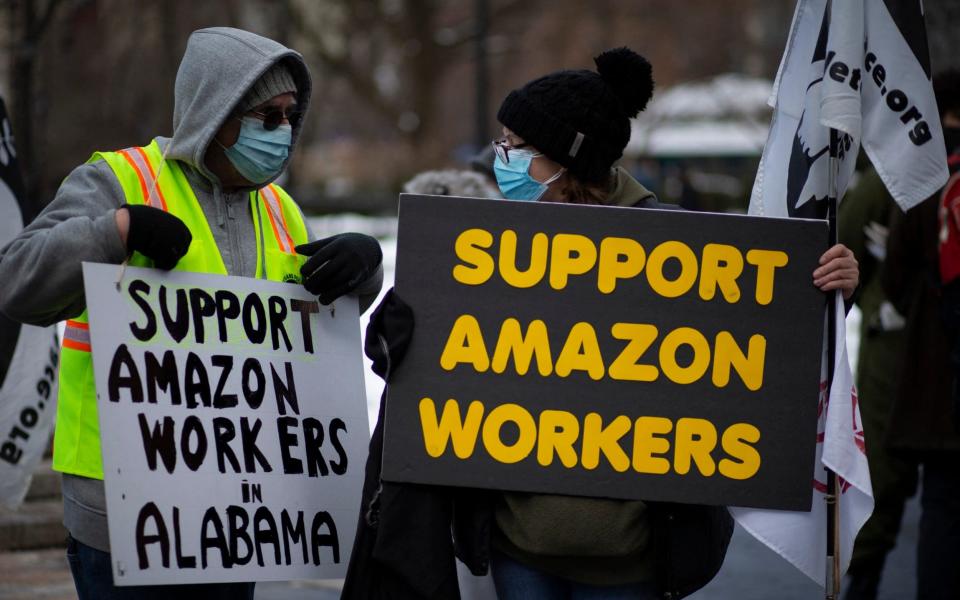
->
xmin=247 ymin=107 xmax=303 ymax=131
xmin=492 ymin=137 xmax=540 ymax=164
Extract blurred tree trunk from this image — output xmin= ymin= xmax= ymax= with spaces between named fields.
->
xmin=9 ymin=0 xmax=64 ymax=206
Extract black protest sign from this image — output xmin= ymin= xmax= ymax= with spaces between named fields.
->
xmin=382 ymin=195 xmax=827 ymax=511
xmin=83 ymin=264 xmax=369 ymax=585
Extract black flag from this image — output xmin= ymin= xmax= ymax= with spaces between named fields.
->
xmin=0 ymin=97 xmax=31 ymax=384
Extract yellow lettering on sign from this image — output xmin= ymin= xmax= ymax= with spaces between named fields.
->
xmin=418 ymin=398 xmax=484 ymax=458
xmin=746 ymin=249 xmax=789 ymax=305
xmin=712 ymin=332 xmax=766 ymax=391
xmin=699 ymin=243 xmax=744 ymax=303
xmin=633 ymin=416 xmax=673 ymax=474
xmin=597 ymin=237 xmax=646 ymax=294
xmin=673 ymin=417 xmax=718 ymax=476
xmin=491 ymin=318 xmax=552 ymax=376
xmin=453 ymin=228 xmax=495 ymax=285
xmin=450 ymin=229 xmax=791 ymax=308
xmin=646 ymin=241 xmax=698 ymax=298
xmin=537 ymin=410 xmax=581 ymax=468
xmin=554 ymin=322 xmax=605 ymax=380
xmin=416 ymin=396 xmax=765 ymax=483
xmin=718 ymin=422 xmax=762 ymax=479
xmin=581 ymin=413 xmax=631 ymax=472
xmin=482 ymin=403 xmax=537 ymax=464
xmin=549 ymin=234 xmax=597 ymax=290
xmin=439 ymin=315 xmax=489 ymax=372
xmin=499 ymin=230 xmax=549 ymax=288
xmin=608 ymin=323 xmax=659 ymax=382
xmin=659 ymin=327 xmax=711 ymax=385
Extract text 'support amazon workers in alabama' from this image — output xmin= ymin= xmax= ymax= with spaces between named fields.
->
xmin=82 ymin=263 xmax=369 ymax=586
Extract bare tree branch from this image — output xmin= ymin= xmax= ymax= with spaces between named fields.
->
xmin=31 ymin=0 xmax=63 ymax=39
xmin=287 ymin=0 xmax=405 ymax=127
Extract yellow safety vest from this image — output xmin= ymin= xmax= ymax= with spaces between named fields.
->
xmin=53 ymin=140 xmax=309 ymax=479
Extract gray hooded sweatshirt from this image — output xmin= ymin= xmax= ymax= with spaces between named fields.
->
xmin=0 ymin=28 xmax=382 ymax=552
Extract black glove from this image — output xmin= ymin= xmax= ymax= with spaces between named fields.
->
xmin=123 ymin=204 xmax=192 ymax=270
xmin=364 ymin=288 xmax=414 ymax=381
xmin=296 ymin=233 xmax=382 ymax=305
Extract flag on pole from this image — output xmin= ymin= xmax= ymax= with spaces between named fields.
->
xmin=737 ymin=0 xmax=948 ymax=586
xmin=0 ymin=96 xmax=60 ymax=510
xmin=731 ymin=296 xmax=872 ymax=585
xmin=750 ymin=0 xmax=948 ymax=220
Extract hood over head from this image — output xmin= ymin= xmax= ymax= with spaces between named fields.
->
xmin=166 ymin=27 xmax=312 ymax=188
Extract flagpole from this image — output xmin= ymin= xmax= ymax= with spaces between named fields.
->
xmin=824 ymin=127 xmax=842 ymax=600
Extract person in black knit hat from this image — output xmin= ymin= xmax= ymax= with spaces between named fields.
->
xmin=487 ymin=48 xmax=718 ymax=600
xmin=491 ymin=47 xmax=657 ymax=207
xmin=486 ymin=48 xmax=857 ymax=600
xmin=342 ymin=47 xmax=860 ymax=600
xmin=494 ymin=47 xmax=653 ymax=196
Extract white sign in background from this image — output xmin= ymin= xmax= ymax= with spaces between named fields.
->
xmin=83 ymin=263 xmax=369 ymax=586
xmin=0 ymin=173 xmax=60 ymax=510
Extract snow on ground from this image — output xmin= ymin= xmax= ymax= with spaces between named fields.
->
xmin=309 ymin=216 xmax=396 ymax=432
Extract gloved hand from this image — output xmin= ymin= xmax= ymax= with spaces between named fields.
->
xmin=364 ymin=288 xmax=414 ymax=381
xmin=123 ymin=204 xmax=192 ymax=270
xmin=296 ymin=233 xmax=383 ymax=305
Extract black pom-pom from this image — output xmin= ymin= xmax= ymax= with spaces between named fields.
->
xmin=594 ymin=47 xmax=654 ymax=117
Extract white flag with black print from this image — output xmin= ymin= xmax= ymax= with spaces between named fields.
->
xmin=749 ymin=0 xmax=948 ymax=219
xmin=0 ymin=97 xmax=60 ymax=510
xmin=739 ymin=0 xmax=948 ymax=586
xmin=731 ymin=295 xmax=872 ymax=585
xmin=734 ymin=0 xmax=947 ymax=587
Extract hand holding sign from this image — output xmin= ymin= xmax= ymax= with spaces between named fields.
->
xmin=812 ymin=243 xmax=859 ymax=299
xmin=296 ymin=233 xmax=382 ymax=305
xmin=120 ymin=205 xmax=192 ymax=270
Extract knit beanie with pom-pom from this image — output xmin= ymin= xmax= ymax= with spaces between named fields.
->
xmin=496 ymin=47 xmax=654 ymax=184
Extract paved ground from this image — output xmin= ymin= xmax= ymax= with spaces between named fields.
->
xmin=0 ymin=492 xmax=920 ymax=600
xmin=688 ymin=494 xmax=918 ymax=600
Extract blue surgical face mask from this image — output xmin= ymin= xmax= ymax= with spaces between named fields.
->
xmin=221 ymin=117 xmax=292 ymax=184
xmin=493 ymin=151 xmax=565 ymax=201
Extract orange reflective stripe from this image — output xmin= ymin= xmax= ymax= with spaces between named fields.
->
xmin=270 ymin=185 xmax=292 ymax=236
xmin=260 ymin=185 xmax=295 ymax=253
xmin=63 ymin=320 xmax=91 ymax=352
xmin=63 ymin=339 xmax=91 ymax=352
xmin=118 ymin=148 xmax=168 ymax=211
xmin=119 ymin=150 xmax=150 ymax=207
xmin=131 ymin=147 xmax=168 ymax=211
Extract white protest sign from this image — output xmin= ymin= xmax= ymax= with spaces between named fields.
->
xmin=82 ymin=263 xmax=369 ymax=586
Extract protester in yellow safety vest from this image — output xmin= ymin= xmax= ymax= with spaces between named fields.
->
xmin=0 ymin=27 xmax=382 ymax=600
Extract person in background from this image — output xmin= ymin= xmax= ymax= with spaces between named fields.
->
xmin=402 ymin=168 xmax=500 ymax=199
xmin=344 ymin=47 xmax=858 ymax=600
xmin=0 ymin=27 xmax=382 ymax=600
xmin=839 ymin=161 xmax=918 ymax=600
xmin=883 ymin=68 xmax=960 ymax=600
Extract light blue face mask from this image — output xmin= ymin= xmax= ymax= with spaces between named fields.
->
xmin=221 ymin=117 xmax=292 ymax=184
xmin=493 ymin=151 xmax=564 ymax=201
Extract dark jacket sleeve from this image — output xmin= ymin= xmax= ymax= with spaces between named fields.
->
xmin=882 ymin=198 xmax=928 ymax=315
xmin=341 ymin=392 xmax=461 ymax=600
xmin=649 ymin=502 xmax=734 ymax=599
xmin=0 ymin=161 xmax=127 ymax=325
xmin=838 ymin=168 xmax=890 ymax=309
xmin=342 ymin=291 xmax=460 ymax=599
